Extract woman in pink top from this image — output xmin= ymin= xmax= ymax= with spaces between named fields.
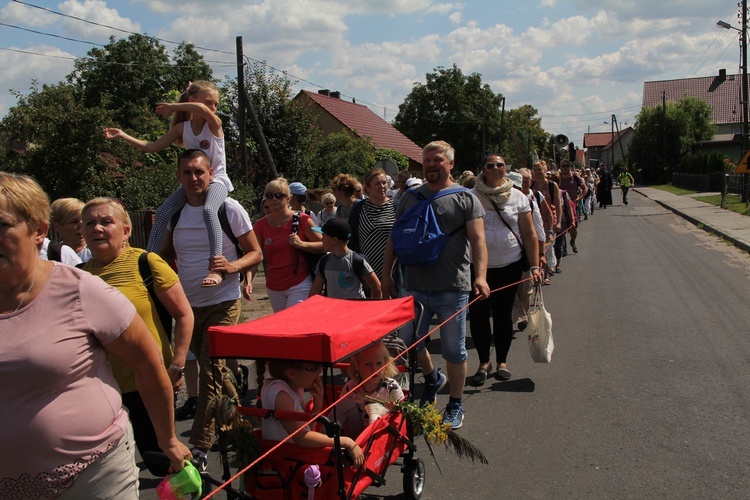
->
xmin=0 ymin=172 xmax=190 ymax=498
xmin=251 ymin=178 xmax=323 ymax=312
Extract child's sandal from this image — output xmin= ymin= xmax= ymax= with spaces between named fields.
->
xmin=201 ymin=271 xmax=224 ymax=287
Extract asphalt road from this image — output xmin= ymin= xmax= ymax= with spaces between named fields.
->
xmin=139 ymin=191 xmax=750 ymax=499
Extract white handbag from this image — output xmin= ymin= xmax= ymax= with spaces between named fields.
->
xmin=527 ymin=284 xmax=554 ymax=363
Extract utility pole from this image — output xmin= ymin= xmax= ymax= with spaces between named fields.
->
xmin=236 ymin=37 xmax=248 ymax=183
xmin=742 ymin=0 xmax=749 ymax=202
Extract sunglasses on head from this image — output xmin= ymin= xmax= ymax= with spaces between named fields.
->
xmin=265 ymin=192 xmax=287 ymax=200
xmin=485 ymin=162 xmax=505 ymax=169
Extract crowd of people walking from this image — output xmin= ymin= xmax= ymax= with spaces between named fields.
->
xmin=1 ymin=115 xmax=624 ymax=495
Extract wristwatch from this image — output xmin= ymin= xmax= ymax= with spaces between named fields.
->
xmin=169 ymin=364 xmax=185 ymax=376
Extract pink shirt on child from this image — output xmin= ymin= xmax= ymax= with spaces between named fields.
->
xmin=0 ymin=264 xmax=136 ymax=497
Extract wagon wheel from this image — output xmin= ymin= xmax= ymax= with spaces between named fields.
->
xmin=402 ymin=458 xmax=425 ymax=500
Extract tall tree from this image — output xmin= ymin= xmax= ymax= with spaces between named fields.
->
xmin=393 ymin=64 xmax=504 ymax=171
xmin=1 ymin=35 xmax=215 ymax=209
xmin=68 ymin=34 xmax=173 ymax=132
xmin=220 ymin=64 xmax=321 ymax=193
xmin=169 ymin=42 xmax=214 ymax=92
xmin=0 ymin=82 xmax=175 ymax=206
xmin=501 ymin=104 xmax=549 ymax=169
xmin=308 ymin=132 xmax=376 ymax=188
xmin=628 ymin=96 xmax=714 ymax=183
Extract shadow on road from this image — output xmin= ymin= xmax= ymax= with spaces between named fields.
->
xmin=491 ymin=377 xmax=535 ymax=392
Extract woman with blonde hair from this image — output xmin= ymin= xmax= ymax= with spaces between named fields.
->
xmin=81 ymin=196 xmax=194 ymax=476
xmin=0 ymin=172 xmax=190 ymax=496
xmin=318 ymin=192 xmax=337 ymax=225
xmin=50 ymin=197 xmax=92 ymax=262
xmin=251 ymin=178 xmax=323 ymax=311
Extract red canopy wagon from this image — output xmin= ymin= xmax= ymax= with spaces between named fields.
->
xmin=207 ymin=295 xmax=426 ymax=500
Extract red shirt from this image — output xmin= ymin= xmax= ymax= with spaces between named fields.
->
xmin=253 ymin=212 xmax=312 ymax=291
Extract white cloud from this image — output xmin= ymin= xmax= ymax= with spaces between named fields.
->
xmin=540 ymin=0 xmax=556 ymax=7
xmin=425 ymin=2 xmax=463 ymax=16
xmin=0 ymin=2 xmax=57 ymax=27
xmin=58 ymin=0 xmax=140 ymax=39
xmin=0 ymin=45 xmax=75 ymax=116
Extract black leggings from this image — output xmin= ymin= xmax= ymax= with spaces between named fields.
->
xmin=121 ymin=391 xmax=170 ymax=477
xmin=469 ymin=259 xmax=523 ymax=365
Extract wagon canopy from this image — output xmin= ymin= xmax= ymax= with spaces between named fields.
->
xmin=208 ymin=296 xmax=415 ymax=363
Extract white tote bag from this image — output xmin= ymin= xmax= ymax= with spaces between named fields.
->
xmin=527 ymin=284 xmax=554 ymax=363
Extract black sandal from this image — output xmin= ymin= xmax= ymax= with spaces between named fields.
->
xmin=472 ymin=363 xmax=492 ymax=386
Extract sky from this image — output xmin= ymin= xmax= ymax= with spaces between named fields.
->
xmin=0 ymin=0 xmax=742 ymax=152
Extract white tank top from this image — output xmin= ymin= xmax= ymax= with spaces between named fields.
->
xmin=183 ymin=121 xmax=233 ymax=191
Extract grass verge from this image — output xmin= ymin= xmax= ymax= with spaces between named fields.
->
xmin=649 ymin=184 xmax=699 ymax=196
xmin=694 ymin=194 xmax=750 ymax=217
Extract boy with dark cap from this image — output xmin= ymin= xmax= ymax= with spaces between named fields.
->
xmin=309 ymin=218 xmax=382 ymax=299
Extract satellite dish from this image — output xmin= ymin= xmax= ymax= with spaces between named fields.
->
xmin=374 ymin=159 xmax=399 ymax=177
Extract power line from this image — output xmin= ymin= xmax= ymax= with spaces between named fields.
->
xmin=11 ymin=0 xmax=234 ymax=55
xmin=0 ymin=46 xmax=76 ymax=61
xmin=11 ymin=0 xmax=400 ymax=117
xmin=0 ymin=21 xmax=105 ymax=46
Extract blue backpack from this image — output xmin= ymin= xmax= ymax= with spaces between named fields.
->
xmin=391 ymin=187 xmax=467 ymax=267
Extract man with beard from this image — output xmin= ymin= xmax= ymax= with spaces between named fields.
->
xmin=381 ymin=140 xmax=490 ymax=430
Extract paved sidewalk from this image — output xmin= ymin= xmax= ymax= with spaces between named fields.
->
xmin=635 ymin=187 xmax=750 ymax=253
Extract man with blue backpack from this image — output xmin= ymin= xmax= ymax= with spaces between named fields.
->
xmin=382 ymin=140 xmax=490 ymax=430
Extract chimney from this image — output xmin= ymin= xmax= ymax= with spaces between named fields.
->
xmin=330 ymin=91 xmax=341 ymax=99
xmin=318 ymin=89 xmax=330 ymax=96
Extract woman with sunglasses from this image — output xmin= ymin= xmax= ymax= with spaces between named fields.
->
xmin=317 ymin=192 xmax=337 ymax=225
xmin=469 ymin=155 xmax=541 ymax=386
xmin=251 ymin=178 xmax=323 ymax=312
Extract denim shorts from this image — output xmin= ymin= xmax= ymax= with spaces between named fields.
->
xmin=398 ymin=290 xmax=469 ymax=363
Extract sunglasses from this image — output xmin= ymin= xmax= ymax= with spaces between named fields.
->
xmin=301 ymin=364 xmax=322 ymax=373
xmin=561 ymin=165 xmax=571 ymax=169
xmin=325 ymin=201 xmax=335 ymax=205
xmin=265 ymin=192 xmax=287 ymax=200
xmin=485 ymin=162 xmax=505 ymax=169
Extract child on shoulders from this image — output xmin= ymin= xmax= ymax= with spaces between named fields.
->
xmin=308 ymin=218 xmax=382 ymax=299
xmin=104 ymin=80 xmax=231 ymax=288
xmin=335 ymin=342 xmax=405 ymax=438
xmin=257 ymin=360 xmax=364 ymax=466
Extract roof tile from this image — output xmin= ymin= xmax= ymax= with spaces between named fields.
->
xmin=642 ymin=74 xmax=742 ymax=125
xmin=298 ymin=90 xmax=423 ymax=164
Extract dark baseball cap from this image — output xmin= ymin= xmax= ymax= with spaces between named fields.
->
xmin=312 ymin=218 xmax=351 ymax=240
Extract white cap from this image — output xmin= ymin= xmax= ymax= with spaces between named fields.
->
xmin=406 ymin=177 xmax=423 ymax=188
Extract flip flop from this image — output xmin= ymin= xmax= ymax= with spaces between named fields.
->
xmin=201 ymin=271 xmax=224 ymax=288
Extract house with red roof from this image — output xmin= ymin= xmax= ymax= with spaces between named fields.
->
xmin=583 ymin=128 xmax=634 ymax=168
xmin=294 ymin=90 xmax=423 ymax=173
xmin=641 ymin=70 xmax=743 ymax=161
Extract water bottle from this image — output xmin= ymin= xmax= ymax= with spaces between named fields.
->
xmin=304 ymin=464 xmax=321 ymax=500
xmin=156 ymin=461 xmax=202 ymax=500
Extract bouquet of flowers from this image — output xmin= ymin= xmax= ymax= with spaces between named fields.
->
xmin=366 ymin=396 xmax=488 ymax=471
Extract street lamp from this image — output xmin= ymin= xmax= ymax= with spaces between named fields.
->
xmin=718 ymin=2 xmax=749 ymax=201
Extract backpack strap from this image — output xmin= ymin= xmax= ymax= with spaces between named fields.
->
xmin=47 ymin=240 xmax=63 ymax=262
xmin=171 ymin=203 xmax=244 ymax=281
xmin=138 ymin=252 xmax=173 ymax=342
xmin=432 ymin=187 xmax=469 ymax=236
xmin=352 ymin=252 xmax=366 ymax=278
xmin=291 ymin=211 xmax=302 ymax=276
xmin=170 ymin=208 xmax=182 ymax=233
xmin=548 ymin=180 xmax=558 ymax=205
